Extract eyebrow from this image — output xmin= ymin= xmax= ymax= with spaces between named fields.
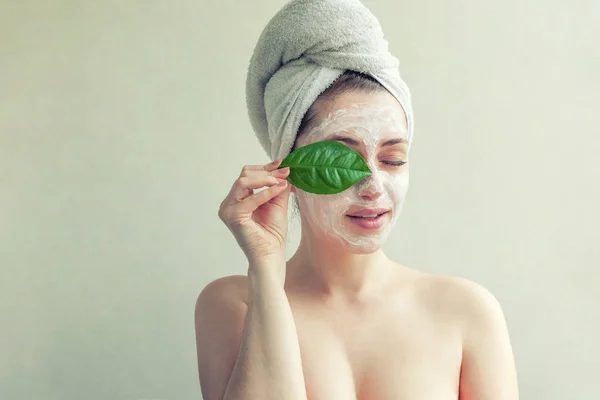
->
xmin=328 ymin=133 xmax=407 ymax=147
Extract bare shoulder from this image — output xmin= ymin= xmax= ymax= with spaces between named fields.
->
xmin=194 ymin=275 xmax=250 ymax=399
xmin=194 ymin=274 xmax=250 ymax=346
xmin=410 ymin=275 xmax=519 ymax=397
xmin=194 ymin=274 xmax=250 ymax=335
xmin=422 ymin=273 xmax=501 ymax=306
xmin=410 ymin=271 xmax=507 ymax=331
xmin=195 ymin=274 xmax=249 ymax=311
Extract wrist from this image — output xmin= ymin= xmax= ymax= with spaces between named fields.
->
xmin=247 ymin=258 xmax=287 ymax=289
xmin=247 ymin=253 xmax=286 ymax=270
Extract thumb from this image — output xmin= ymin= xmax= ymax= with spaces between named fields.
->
xmin=269 ymin=180 xmax=291 ymax=211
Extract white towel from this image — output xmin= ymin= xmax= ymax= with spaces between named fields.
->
xmin=245 ymin=0 xmax=414 ymax=161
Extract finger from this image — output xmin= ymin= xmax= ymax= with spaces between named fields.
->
xmin=238 ymin=164 xmax=268 ymax=177
xmin=270 ymin=166 xmax=290 ymax=179
xmin=228 ymin=175 xmax=286 ymax=203
xmin=225 ymin=167 xmax=290 ymax=207
xmin=234 ymin=175 xmax=281 ymax=201
xmin=263 ymin=157 xmax=285 ymax=172
xmin=268 ymin=179 xmax=292 ymax=210
xmin=238 ymin=158 xmax=286 ymax=177
xmin=245 ymin=167 xmax=290 ymax=179
xmin=238 ymin=180 xmax=289 ymax=214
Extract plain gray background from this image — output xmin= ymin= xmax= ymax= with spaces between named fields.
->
xmin=1 ymin=0 xmax=599 ymax=399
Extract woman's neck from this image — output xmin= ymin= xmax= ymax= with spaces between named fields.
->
xmin=287 ymin=232 xmax=395 ymax=300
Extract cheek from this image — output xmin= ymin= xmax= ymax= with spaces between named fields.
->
xmin=296 ymin=191 xmax=352 ymax=221
xmin=388 ymin=173 xmax=409 ymax=203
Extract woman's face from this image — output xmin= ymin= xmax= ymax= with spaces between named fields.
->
xmin=293 ymin=90 xmax=410 ymax=254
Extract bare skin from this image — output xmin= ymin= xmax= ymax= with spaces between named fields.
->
xmin=196 ymin=90 xmax=519 ymax=399
xmin=197 ymin=262 xmax=517 ymax=400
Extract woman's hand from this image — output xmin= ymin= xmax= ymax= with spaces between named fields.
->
xmin=218 ymin=158 xmax=292 ymax=267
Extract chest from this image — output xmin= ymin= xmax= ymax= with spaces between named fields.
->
xmin=290 ymin=298 xmax=463 ymax=400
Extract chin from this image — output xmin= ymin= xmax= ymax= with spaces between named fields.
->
xmin=337 ymin=236 xmax=384 ymax=254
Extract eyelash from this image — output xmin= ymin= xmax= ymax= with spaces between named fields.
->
xmin=381 ymin=161 xmax=407 ymax=167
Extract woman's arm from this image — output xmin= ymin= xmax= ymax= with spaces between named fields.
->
xmin=458 ymin=282 xmax=519 ymax=399
xmin=195 ymin=264 xmax=307 ymax=400
xmin=198 ymin=158 xmax=305 ymax=399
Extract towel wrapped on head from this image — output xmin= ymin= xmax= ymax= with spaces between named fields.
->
xmin=245 ymin=0 xmax=414 ymax=161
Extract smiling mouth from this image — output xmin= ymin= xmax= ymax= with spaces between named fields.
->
xmin=347 ymin=211 xmax=389 ymax=219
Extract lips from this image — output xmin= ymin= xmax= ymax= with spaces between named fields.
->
xmin=346 ymin=209 xmax=390 ymax=229
xmin=346 ymin=208 xmax=390 ymax=218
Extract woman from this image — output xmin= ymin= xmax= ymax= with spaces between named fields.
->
xmin=196 ymin=2 xmax=518 ymax=400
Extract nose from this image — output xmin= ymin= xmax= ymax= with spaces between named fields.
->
xmin=356 ymin=171 xmax=384 ymax=201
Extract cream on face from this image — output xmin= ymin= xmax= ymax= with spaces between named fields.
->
xmin=294 ymin=104 xmax=410 ymax=253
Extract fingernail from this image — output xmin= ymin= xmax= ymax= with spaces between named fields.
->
xmin=277 ymin=180 xmax=288 ymax=186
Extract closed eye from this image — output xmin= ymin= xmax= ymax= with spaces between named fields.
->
xmin=382 ymin=161 xmax=407 ymax=166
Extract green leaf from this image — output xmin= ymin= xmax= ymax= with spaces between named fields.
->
xmin=279 ymin=141 xmax=373 ymax=195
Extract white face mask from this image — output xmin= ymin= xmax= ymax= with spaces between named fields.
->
xmin=294 ymin=104 xmax=410 ymax=253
